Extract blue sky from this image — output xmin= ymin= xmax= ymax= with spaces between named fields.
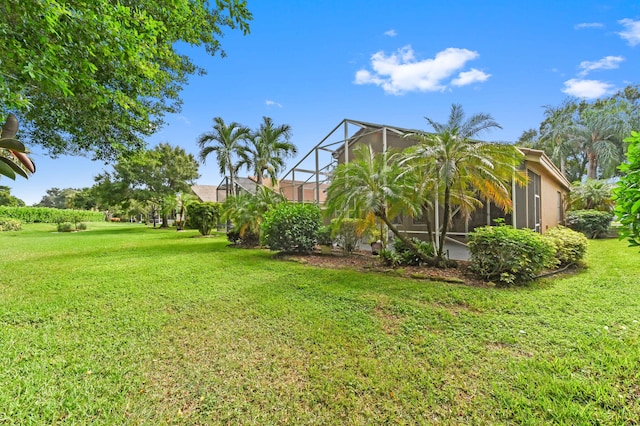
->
xmin=7 ymin=0 xmax=640 ymax=205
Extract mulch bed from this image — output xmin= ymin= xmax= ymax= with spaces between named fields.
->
xmin=278 ymin=248 xmax=489 ymax=287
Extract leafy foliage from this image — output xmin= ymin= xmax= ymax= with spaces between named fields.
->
xmin=468 ymin=226 xmax=555 ymax=286
xmin=542 ymin=226 xmax=588 ymax=266
xmin=331 ymin=218 xmax=365 ymax=255
xmin=316 ymin=225 xmax=334 ymax=246
xmin=0 ymin=113 xmax=35 ymax=180
xmin=0 ymin=217 xmax=21 ymax=231
xmin=569 ymin=179 xmax=613 ymax=211
xmin=380 ymin=237 xmax=434 ymax=267
xmin=1 ymin=1 xmax=252 ymax=160
xmin=0 ymin=185 xmax=25 ymax=206
xmin=0 ymin=206 xmax=104 ymax=223
xmin=222 ymin=186 xmax=284 ymax=246
xmin=566 ymin=209 xmax=613 ymax=239
xmin=261 ymin=203 xmax=321 ymax=253
xmin=614 ymin=131 xmax=640 ymax=248
xmin=186 ymin=201 xmax=221 ymax=236
xmin=93 ymin=143 xmax=199 ymax=227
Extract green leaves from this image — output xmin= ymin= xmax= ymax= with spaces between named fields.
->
xmin=614 ymin=131 xmax=640 ymax=248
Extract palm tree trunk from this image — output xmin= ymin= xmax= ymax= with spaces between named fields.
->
xmin=587 ymin=152 xmax=598 ymax=179
xmin=437 ymin=186 xmax=451 ymax=262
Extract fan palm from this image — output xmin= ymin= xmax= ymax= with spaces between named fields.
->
xmin=405 ymin=104 xmax=525 ymax=262
xmin=197 ymin=117 xmax=250 ymax=196
xmin=325 ymin=144 xmax=425 ymax=257
xmin=244 ymin=116 xmax=297 ymax=186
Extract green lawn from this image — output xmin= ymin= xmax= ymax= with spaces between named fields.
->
xmin=1 ymin=223 xmax=638 ymax=424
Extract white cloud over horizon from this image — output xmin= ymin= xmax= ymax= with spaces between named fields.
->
xmin=574 ymin=22 xmax=604 ymax=30
xmin=578 ymin=55 xmax=625 ymax=76
xmin=265 ymin=100 xmax=283 ymax=108
xmin=562 ymin=79 xmax=615 ymax=99
xmin=384 ymin=29 xmax=397 ymax=37
xmin=354 ymin=45 xmax=488 ymax=94
xmin=618 ymin=18 xmax=640 ymax=46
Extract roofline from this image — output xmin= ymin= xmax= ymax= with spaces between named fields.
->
xmin=518 ymin=147 xmax=572 ymax=190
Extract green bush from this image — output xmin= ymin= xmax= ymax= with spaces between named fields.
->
xmin=57 ymin=222 xmax=74 ymax=232
xmin=262 ymin=202 xmax=321 ymax=253
xmin=543 ymin=226 xmax=588 ymax=266
xmin=0 ymin=217 xmax=22 ymax=231
xmin=0 ymin=206 xmax=104 ymax=223
xmin=566 ymin=209 xmax=613 ymax=239
xmin=186 ymin=201 xmax=221 ymax=236
xmin=332 ymin=218 xmax=363 ymax=255
xmin=468 ymin=226 xmax=556 ymax=286
xmin=381 ymin=237 xmax=434 ymax=266
xmin=316 ymin=225 xmax=333 ymax=246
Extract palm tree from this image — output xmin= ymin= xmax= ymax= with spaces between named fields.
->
xmin=325 ymin=144 xmax=425 ymax=257
xmin=405 ymin=104 xmax=525 ymax=263
xmin=569 ymin=179 xmax=614 ymax=211
xmin=568 ymin=108 xmax=625 ymax=179
xmin=197 ymin=117 xmax=251 ymax=196
xmin=244 ymin=116 xmax=297 ymax=186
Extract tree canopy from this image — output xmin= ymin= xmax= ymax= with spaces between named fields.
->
xmin=1 ymin=1 xmax=252 ymax=160
xmin=614 ymin=131 xmax=640 ymax=248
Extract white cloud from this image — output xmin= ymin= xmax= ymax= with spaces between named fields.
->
xmin=562 ymin=79 xmax=615 ymax=99
xmin=177 ymin=115 xmax=191 ymax=125
xmin=354 ymin=45 xmax=487 ymax=94
xmin=384 ymin=29 xmax=397 ymax=37
xmin=578 ymin=55 xmax=625 ymax=76
xmin=618 ymin=19 xmax=640 ymax=46
xmin=451 ymin=68 xmax=491 ymax=86
xmin=265 ymin=100 xmax=282 ymax=108
xmin=574 ymin=22 xmax=604 ymax=30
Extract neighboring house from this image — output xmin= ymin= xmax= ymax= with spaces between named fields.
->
xmin=191 ymin=185 xmax=218 ymax=202
xmin=283 ymin=119 xmax=571 ymax=259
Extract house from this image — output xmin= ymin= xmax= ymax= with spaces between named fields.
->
xmin=282 ymin=119 xmax=571 ymax=259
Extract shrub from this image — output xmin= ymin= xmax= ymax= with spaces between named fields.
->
xmin=468 ymin=225 xmax=555 ymax=286
xmin=57 ymin=222 xmax=74 ymax=232
xmin=186 ymin=201 xmax=221 ymax=236
xmin=0 ymin=217 xmax=22 ymax=231
xmin=565 ymin=209 xmax=613 ymax=239
xmin=543 ymin=226 xmax=588 ymax=266
xmin=332 ymin=218 xmax=364 ymax=255
xmin=261 ymin=202 xmax=321 ymax=253
xmin=381 ymin=237 xmax=434 ymax=266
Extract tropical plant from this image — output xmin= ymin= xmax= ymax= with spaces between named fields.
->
xmin=569 ymin=179 xmax=614 ymax=211
xmin=614 ymin=131 xmax=640 ymax=248
xmin=0 ymin=113 xmax=35 ymax=180
xmin=324 ymin=144 xmax=425 ymax=259
xmin=222 ymin=186 xmax=284 ymax=246
xmin=404 ymin=104 xmax=525 ymax=263
xmin=244 ymin=116 xmax=297 ymax=186
xmin=186 ymin=201 xmax=221 ymax=236
xmin=198 ymin=117 xmax=251 ymax=196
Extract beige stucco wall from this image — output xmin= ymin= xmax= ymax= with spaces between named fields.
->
xmin=526 ymin=162 xmax=567 ymax=232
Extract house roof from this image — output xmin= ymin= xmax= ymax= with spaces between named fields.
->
xmin=191 ymin=185 xmax=217 ymax=202
xmin=518 ymin=147 xmax=572 ymax=190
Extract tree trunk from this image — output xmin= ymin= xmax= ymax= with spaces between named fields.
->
xmin=587 ymin=152 xmax=598 ymax=179
xmin=437 ymin=186 xmax=451 ymax=263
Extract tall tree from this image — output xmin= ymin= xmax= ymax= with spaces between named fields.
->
xmin=1 ymin=1 xmax=252 ymax=160
xmin=0 ymin=185 xmax=25 ymax=206
xmin=325 ymin=144 xmax=425 ymax=257
xmin=197 ymin=117 xmax=250 ymax=196
xmin=244 ymin=117 xmax=297 ymax=186
xmin=406 ymin=104 xmax=525 ymax=263
xmin=96 ymin=143 xmax=200 ymax=227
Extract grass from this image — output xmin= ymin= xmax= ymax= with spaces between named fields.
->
xmin=1 ymin=222 xmax=639 ymax=424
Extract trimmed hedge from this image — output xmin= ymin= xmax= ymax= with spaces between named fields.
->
xmin=566 ymin=209 xmax=613 ymax=239
xmin=0 ymin=206 xmax=104 ymax=223
xmin=468 ymin=225 xmax=555 ymax=286
xmin=543 ymin=226 xmax=588 ymax=266
xmin=261 ymin=202 xmax=321 ymax=253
